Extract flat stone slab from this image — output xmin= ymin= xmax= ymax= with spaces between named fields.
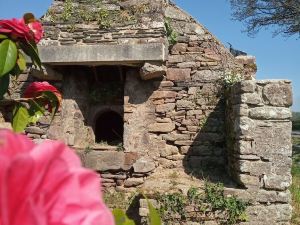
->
xmin=34 ymin=43 xmax=166 ymax=65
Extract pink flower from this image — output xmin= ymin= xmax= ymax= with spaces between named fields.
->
xmin=23 ymin=82 xmax=62 ymax=112
xmin=27 ymin=21 xmax=43 ymax=43
xmin=0 ymin=16 xmax=43 ymax=43
xmin=0 ymin=130 xmax=115 ymax=225
xmin=0 ymin=18 xmax=33 ymax=42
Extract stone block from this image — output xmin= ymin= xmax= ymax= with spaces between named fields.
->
xmin=237 ymin=160 xmax=271 ymax=176
xmin=263 ymin=83 xmax=292 ymax=107
xmin=241 ymin=93 xmax=263 ymax=105
xmin=140 ymin=62 xmax=166 ymax=80
xmin=232 ymin=104 xmax=249 ymax=117
xmin=156 ymin=103 xmax=175 ymax=113
xmin=170 ymin=43 xmax=188 ymax=54
xmin=160 ymin=145 xmax=179 ymax=157
xmin=254 ymin=121 xmax=292 ymax=159
xmin=235 ymin=80 xmax=256 ymax=93
xmin=168 ymin=55 xmax=184 ymax=63
xmin=35 ymin=43 xmax=166 ymax=65
xmin=133 ymin=157 xmax=156 ymax=173
xmin=85 ymin=151 xmax=125 ymax=171
xmin=234 ymin=117 xmax=255 ymax=137
xmin=123 ymin=152 xmax=139 ymax=171
xmin=25 ymin=126 xmax=46 ymax=135
xmin=124 ymin=177 xmax=144 ymax=187
xmin=255 ymin=190 xmax=291 ymax=204
xmin=162 ymin=133 xmax=190 ymax=141
xmin=166 ymin=68 xmax=191 ymax=81
xmin=245 ymin=204 xmax=292 ymax=224
xmin=235 ymin=174 xmax=260 ymax=188
xmin=151 ymin=91 xmax=177 ymax=99
xmin=176 ymin=100 xmax=195 ymax=109
xmin=148 ymin=122 xmax=175 ymax=133
xmin=263 ymin=174 xmax=292 ymax=191
xmin=235 ymin=140 xmax=254 ymax=155
xmin=191 ymin=70 xmax=221 ymax=82
xmin=249 ymin=107 xmax=291 ymax=120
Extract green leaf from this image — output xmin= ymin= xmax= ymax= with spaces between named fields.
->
xmin=19 ymin=40 xmax=41 ymax=69
xmin=12 ymin=103 xmax=30 ymax=132
xmin=0 ymin=74 xmax=9 ymax=100
xmin=0 ymin=39 xmax=18 ymax=77
xmin=0 ymin=34 xmax=8 ymax=40
xmin=17 ymin=52 xmax=27 ymax=72
xmin=147 ymin=199 xmax=162 ymax=225
xmin=112 ymin=209 xmax=135 ymax=225
xmin=28 ymin=100 xmax=45 ymax=124
xmin=40 ymin=91 xmax=60 ymax=121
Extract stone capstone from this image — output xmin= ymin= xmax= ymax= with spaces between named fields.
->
xmin=35 ymin=43 xmax=166 ymax=65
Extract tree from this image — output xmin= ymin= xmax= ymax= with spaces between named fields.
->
xmin=229 ymin=0 xmax=300 ymax=37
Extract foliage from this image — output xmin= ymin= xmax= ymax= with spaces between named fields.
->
xmin=293 ymin=112 xmax=300 ymax=131
xmin=110 ymin=193 xmax=162 ymax=225
xmin=147 ymin=197 xmax=162 ymax=225
xmin=291 ymin=136 xmax=300 ymax=224
xmin=205 ymin=183 xmax=248 ymax=224
xmin=223 ymin=71 xmax=243 ymax=87
xmin=158 ymin=192 xmax=187 ymax=219
xmin=0 ymin=14 xmax=61 ymax=132
xmin=153 ymin=183 xmax=248 ymax=224
xmin=164 ymin=18 xmax=178 ymax=45
xmin=113 ymin=209 xmax=135 ymax=225
xmin=229 ymin=0 xmax=300 ymax=37
xmin=46 ymin=0 xmax=156 ymax=30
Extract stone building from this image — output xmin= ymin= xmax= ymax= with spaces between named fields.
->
xmin=0 ymin=0 xmax=293 ymax=224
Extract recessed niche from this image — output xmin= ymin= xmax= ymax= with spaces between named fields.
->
xmin=94 ymin=110 xmax=123 ymax=145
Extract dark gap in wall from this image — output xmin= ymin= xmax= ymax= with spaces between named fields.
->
xmin=95 ymin=110 xmax=124 ymax=145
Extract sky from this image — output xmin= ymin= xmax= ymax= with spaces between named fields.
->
xmin=0 ymin=0 xmax=299 ymax=111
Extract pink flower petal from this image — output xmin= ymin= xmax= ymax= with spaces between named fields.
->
xmin=0 ymin=130 xmax=115 ymax=225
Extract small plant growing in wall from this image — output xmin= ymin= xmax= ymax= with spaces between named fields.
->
xmin=223 ymin=71 xmax=243 ymax=87
xmin=164 ymin=17 xmax=178 ymax=46
xmin=151 ymin=182 xmax=248 ymax=225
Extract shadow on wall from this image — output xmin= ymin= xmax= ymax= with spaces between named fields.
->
xmin=182 ymin=98 xmax=237 ymax=187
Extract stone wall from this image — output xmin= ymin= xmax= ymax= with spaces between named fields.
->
xmin=41 ymin=0 xmax=166 ymax=46
xmin=0 ymin=0 xmax=294 ymax=224
xmin=226 ymin=80 xmax=293 ymax=225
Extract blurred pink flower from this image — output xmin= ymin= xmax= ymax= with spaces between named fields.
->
xmin=23 ymin=81 xmax=62 ymax=113
xmin=0 ymin=130 xmax=115 ymax=225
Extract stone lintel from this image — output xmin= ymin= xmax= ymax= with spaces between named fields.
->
xmin=34 ymin=43 xmax=166 ymax=65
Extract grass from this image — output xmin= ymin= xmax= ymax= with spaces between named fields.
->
xmin=291 ymin=136 xmax=300 ymax=224
xmin=292 ymin=112 xmax=300 ymax=131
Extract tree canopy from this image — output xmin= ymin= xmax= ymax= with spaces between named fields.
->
xmin=230 ymin=0 xmax=300 ymax=37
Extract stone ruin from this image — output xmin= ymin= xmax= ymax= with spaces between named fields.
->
xmin=0 ymin=0 xmax=293 ymax=224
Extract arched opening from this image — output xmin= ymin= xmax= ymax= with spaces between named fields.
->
xmin=95 ymin=110 xmax=123 ymax=145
